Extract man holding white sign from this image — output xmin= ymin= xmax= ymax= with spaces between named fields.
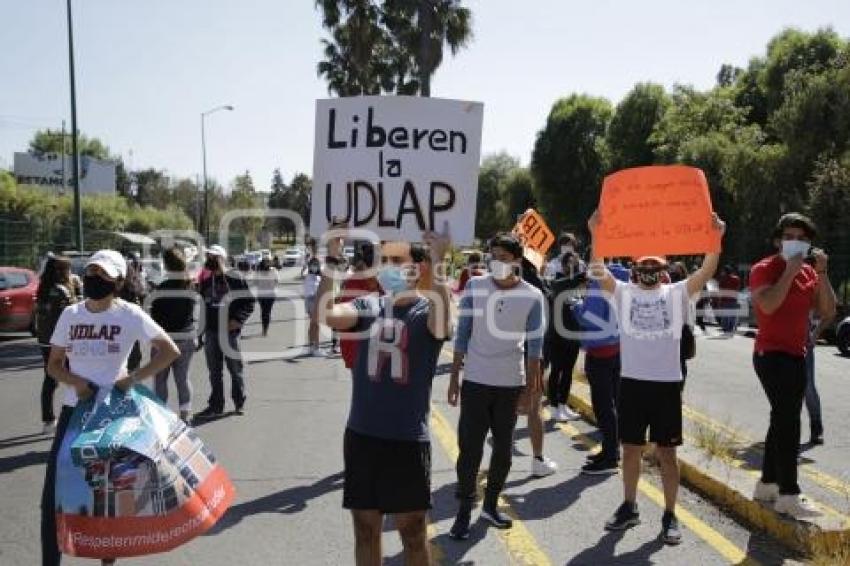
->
xmin=311 ymin=96 xmax=483 ymax=245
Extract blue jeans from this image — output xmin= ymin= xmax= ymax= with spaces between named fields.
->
xmin=804 ymin=346 xmax=822 ymax=424
xmin=204 ymin=329 xmax=245 ymax=411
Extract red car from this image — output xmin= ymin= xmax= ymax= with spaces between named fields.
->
xmin=0 ymin=267 xmax=38 ymax=335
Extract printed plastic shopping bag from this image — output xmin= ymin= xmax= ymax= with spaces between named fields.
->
xmin=55 ymin=385 xmax=234 ymax=558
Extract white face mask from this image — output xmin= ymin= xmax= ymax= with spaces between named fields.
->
xmin=561 ymin=245 xmax=574 ymax=255
xmin=781 ymin=239 xmax=810 ymax=260
xmin=490 ymin=260 xmax=516 ymax=280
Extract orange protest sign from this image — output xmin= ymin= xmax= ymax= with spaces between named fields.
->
xmin=594 ymin=165 xmax=720 ymax=258
xmin=512 ymin=209 xmax=556 ymax=256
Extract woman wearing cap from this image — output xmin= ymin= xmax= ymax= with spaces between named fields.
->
xmin=42 ymin=250 xmax=180 ymax=566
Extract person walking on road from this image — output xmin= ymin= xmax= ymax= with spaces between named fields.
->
xmin=320 ymin=225 xmax=452 ymax=566
xmin=255 ymin=256 xmax=279 ymax=337
xmin=42 ymin=249 xmax=179 ymax=566
xmin=195 ymin=245 xmax=255 ymax=419
xmin=518 ymin=257 xmax=559 ymax=479
xmin=587 ymin=209 xmax=726 ymax=545
xmin=717 ymin=265 xmax=742 ymax=335
xmin=150 ymin=247 xmax=198 ymax=424
xmin=750 ymin=213 xmax=836 ymax=518
xmin=574 ymin=261 xmax=630 ymax=475
xmin=304 ymin=255 xmax=323 ymax=355
xmin=546 ymin=253 xmax=585 ymax=422
xmin=804 ymin=311 xmax=831 ymax=445
xmin=35 ymin=254 xmax=80 ymax=434
xmin=447 ymin=234 xmax=547 ymax=540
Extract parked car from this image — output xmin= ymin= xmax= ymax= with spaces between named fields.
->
xmin=836 ymin=316 xmax=850 ymax=356
xmin=282 ymin=248 xmax=304 ymax=267
xmin=0 ymin=267 xmax=39 ymax=335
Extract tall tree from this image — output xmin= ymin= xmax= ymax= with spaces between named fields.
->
xmin=228 ymin=171 xmax=263 ymax=247
xmin=383 ymin=0 xmax=473 ymax=96
xmin=474 ymin=152 xmax=518 ymax=239
xmin=606 ymin=83 xmax=670 ymax=170
xmin=504 ymin=168 xmax=536 ymax=225
xmin=315 ymin=0 xmax=473 ymax=96
xmin=531 ymin=95 xmax=612 ymax=233
xmin=29 ymin=130 xmax=111 ymax=160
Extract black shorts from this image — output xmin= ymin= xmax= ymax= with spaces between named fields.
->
xmin=343 ymin=428 xmax=432 ymax=513
xmin=618 ymin=377 xmax=683 ymax=447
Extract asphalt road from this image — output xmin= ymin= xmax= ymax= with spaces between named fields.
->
xmin=1 ymin=268 xmax=836 ymax=565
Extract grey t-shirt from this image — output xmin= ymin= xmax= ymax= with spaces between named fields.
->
xmin=346 ymin=295 xmax=443 ymax=442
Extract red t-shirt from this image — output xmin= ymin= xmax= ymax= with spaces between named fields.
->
xmin=749 ymin=255 xmax=818 ymax=357
xmin=337 ymin=275 xmax=381 ymax=368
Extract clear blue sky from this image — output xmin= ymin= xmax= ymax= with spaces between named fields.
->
xmin=2 ymin=0 xmax=848 ymax=192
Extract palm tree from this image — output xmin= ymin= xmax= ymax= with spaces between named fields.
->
xmin=314 ymin=0 xmax=473 ymax=97
xmin=383 ymin=0 xmax=473 ymax=97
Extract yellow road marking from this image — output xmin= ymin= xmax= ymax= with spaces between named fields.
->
xmin=542 ymin=408 xmax=761 ymax=566
xmin=430 ymin=406 xmax=553 ymax=566
xmin=576 ymin=362 xmax=850 ymax=508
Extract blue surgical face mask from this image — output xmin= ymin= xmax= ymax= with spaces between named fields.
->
xmin=377 ymin=265 xmax=409 ymax=295
xmin=781 ymin=239 xmax=810 ymax=260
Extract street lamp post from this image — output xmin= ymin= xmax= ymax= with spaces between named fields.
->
xmin=201 ymin=105 xmax=233 ymax=244
xmin=66 ymin=0 xmax=83 ymax=251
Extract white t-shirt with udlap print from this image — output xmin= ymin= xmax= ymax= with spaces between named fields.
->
xmin=612 ymin=279 xmax=692 ymax=382
xmin=50 ymin=299 xmax=166 ymax=406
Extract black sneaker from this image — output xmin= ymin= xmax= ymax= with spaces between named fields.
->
xmin=234 ymin=398 xmax=246 ymax=415
xmin=605 ymin=501 xmax=640 ymax=531
xmin=449 ymin=508 xmax=472 ymax=540
xmin=581 ymin=458 xmax=619 ymax=475
xmin=195 ymin=406 xmax=224 ymax=420
xmin=481 ymin=505 xmax=513 ymax=529
xmin=661 ymin=511 xmax=682 ymax=545
xmin=586 ymin=452 xmax=605 ymax=463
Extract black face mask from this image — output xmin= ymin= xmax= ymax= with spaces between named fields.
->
xmin=83 ymin=274 xmax=116 ymax=299
xmin=205 ymin=258 xmax=220 ymax=271
xmin=635 ymin=270 xmax=661 ymax=287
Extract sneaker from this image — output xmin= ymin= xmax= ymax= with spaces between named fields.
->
xmin=581 ymin=458 xmax=619 ymax=475
xmin=531 ymin=456 xmax=558 ymax=478
xmin=179 ymin=411 xmax=193 ymax=426
xmin=753 ymin=481 xmax=779 ymax=503
xmin=554 ymin=405 xmax=580 ymax=422
xmin=42 ymin=420 xmax=57 ymax=435
xmin=234 ymin=399 xmax=246 ymax=415
xmin=481 ymin=505 xmax=513 ymax=529
xmin=194 ymin=406 xmax=224 ymax=420
xmin=605 ymin=501 xmax=640 ymax=531
xmin=774 ymin=494 xmax=822 ymax=518
xmin=449 ymin=507 xmax=472 ymax=540
xmin=586 ymin=451 xmax=605 ymax=462
xmin=661 ymin=511 xmax=682 ymax=545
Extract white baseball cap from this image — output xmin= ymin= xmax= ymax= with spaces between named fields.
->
xmin=85 ymin=250 xmax=127 ymax=279
xmin=206 ymin=245 xmax=228 ymax=259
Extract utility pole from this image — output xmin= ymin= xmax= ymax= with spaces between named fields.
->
xmin=66 ymin=0 xmax=83 ymax=251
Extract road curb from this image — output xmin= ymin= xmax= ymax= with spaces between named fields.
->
xmin=567 ymin=390 xmax=850 ymax=556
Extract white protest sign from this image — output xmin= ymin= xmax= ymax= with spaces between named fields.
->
xmin=311 ymin=96 xmax=483 ymax=244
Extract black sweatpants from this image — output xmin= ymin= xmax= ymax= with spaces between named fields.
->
xmin=547 ymin=341 xmax=580 ymax=406
xmin=753 ymin=351 xmax=807 ymax=495
xmin=41 ymin=405 xmax=74 ymax=566
xmin=586 ymin=353 xmax=621 ymax=461
xmin=259 ymin=297 xmax=274 ymax=334
xmin=455 ymin=380 xmax=522 ymax=508
xmin=40 ymin=347 xmax=59 ymax=423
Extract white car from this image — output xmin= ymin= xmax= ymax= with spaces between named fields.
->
xmin=282 ymin=248 xmax=304 ymax=267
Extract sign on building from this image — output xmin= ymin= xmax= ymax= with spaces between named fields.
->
xmin=14 ymin=152 xmax=116 ymax=195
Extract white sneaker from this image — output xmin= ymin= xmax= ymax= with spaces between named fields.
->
xmin=774 ymin=494 xmax=822 ymax=518
xmin=531 ymin=456 xmax=558 ymax=478
xmin=554 ymin=405 xmax=580 ymax=422
xmin=42 ymin=420 xmax=57 ymax=435
xmin=753 ymin=481 xmax=779 ymax=503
